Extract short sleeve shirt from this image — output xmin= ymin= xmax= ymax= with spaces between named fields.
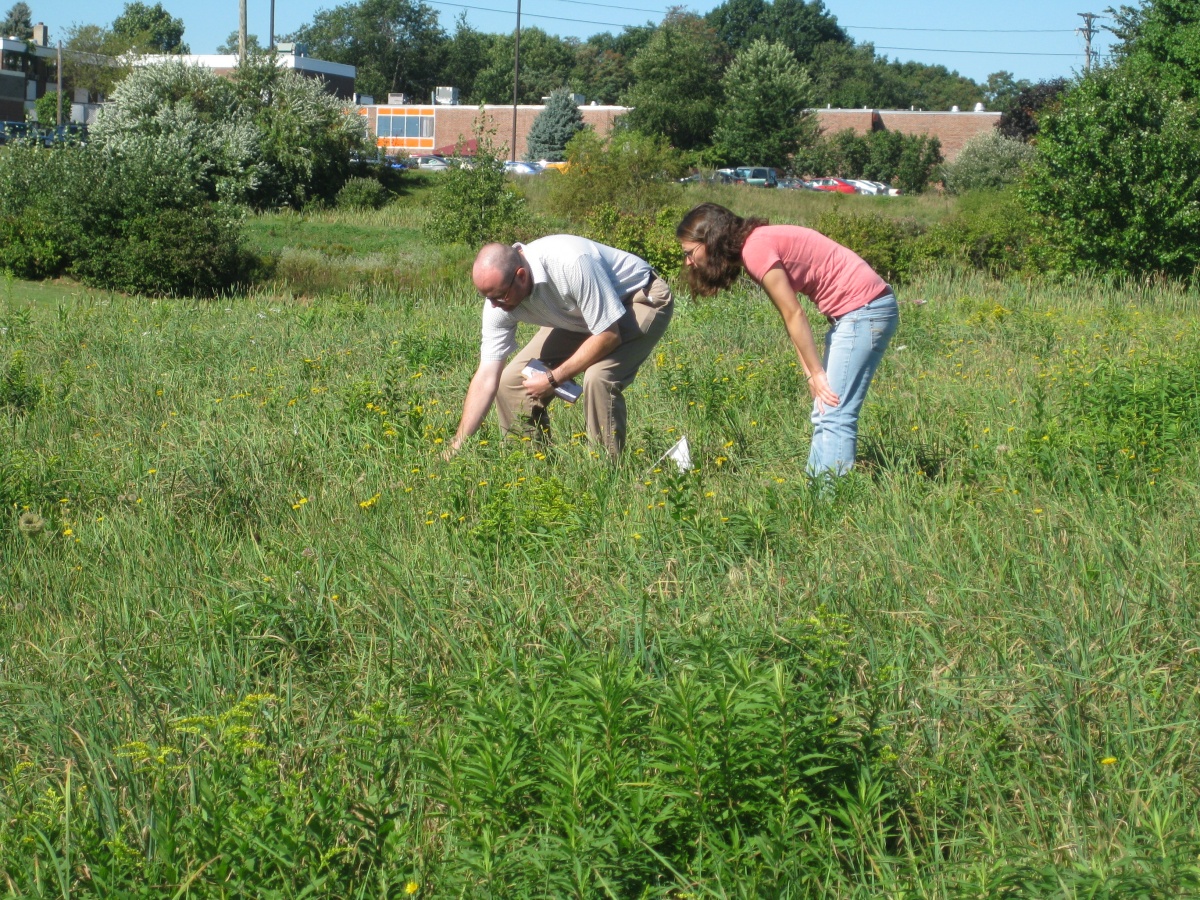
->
xmin=740 ymin=225 xmax=888 ymax=319
xmin=480 ymin=235 xmax=652 ymax=360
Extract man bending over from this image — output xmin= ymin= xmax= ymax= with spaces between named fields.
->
xmin=448 ymin=236 xmax=673 ymax=458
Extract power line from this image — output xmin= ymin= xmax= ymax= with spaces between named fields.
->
xmin=424 ymin=0 xmax=1090 ymax=57
xmin=425 ymin=0 xmax=645 ymax=29
xmin=846 ymin=25 xmax=1073 ymax=34
xmin=875 ymin=45 xmax=1083 ymax=56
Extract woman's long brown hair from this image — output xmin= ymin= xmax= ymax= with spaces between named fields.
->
xmin=675 ymin=203 xmax=767 ymax=297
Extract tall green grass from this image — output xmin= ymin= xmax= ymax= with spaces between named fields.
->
xmin=3 ymin=203 xmax=1200 ymax=896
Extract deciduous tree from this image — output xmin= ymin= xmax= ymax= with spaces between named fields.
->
xmin=111 ymin=1 xmax=189 ymax=53
xmin=286 ymin=0 xmax=445 ymax=104
xmin=713 ymin=38 xmax=816 ymax=168
xmin=622 ymin=12 xmax=724 ymax=151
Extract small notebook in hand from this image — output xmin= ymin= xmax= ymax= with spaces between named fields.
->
xmin=521 ymin=359 xmax=583 ymax=404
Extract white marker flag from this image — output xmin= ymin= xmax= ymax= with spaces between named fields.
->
xmin=657 ymin=435 xmax=692 ymax=473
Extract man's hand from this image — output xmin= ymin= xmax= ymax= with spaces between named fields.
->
xmin=440 ymin=440 xmax=461 ymax=461
xmin=523 ymin=371 xmax=556 ymax=401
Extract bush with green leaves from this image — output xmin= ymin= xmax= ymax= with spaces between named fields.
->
xmin=920 ymin=189 xmax=1045 ymax=277
xmin=815 ymin=208 xmax=922 ymax=284
xmin=0 ymin=142 xmax=250 ymax=296
xmin=813 ymin=191 xmax=1042 ymax=284
xmin=525 ymin=87 xmax=586 ymax=162
xmin=336 ymin=176 xmax=390 ymax=210
xmin=547 ymin=127 xmax=688 ymax=219
xmin=91 ymin=57 xmax=368 ymax=209
xmin=424 ymin=141 xmax=528 ymax=245
xmin=798 ymin=128 xmax=942 ymax=193
xmin=1025 ymin=67 xmax=1200 ymax=279
xmin=941 ymin=130 xmax=1034 ymax=194
xmin=584 ymin=204 xmax=685 ymax=274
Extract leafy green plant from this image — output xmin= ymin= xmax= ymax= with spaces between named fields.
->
xmin=941 ymin=130 xmax=1034 ymax=194
xmin=1025 ymin=66 xmax=1200 ymax=278
xmin=425 ymin=135 xmax=528 ymax=245
xmin=816 ymin=208 xmax=922 ymax=284
xmin=547 ymin=127 xmax=688 ymax=219
xmin=584 ymin=204 xmax=684 ymax=274
xmin=424 ymin=625 xmax=897 ymax=894
xmin=335 ymin=176 xmax=390 ymax=210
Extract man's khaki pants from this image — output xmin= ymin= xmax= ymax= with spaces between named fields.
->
xmin=495 ymin=276 xmax=673 ymax=457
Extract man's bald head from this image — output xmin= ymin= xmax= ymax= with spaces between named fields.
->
xmin=473 ymin=243 xmax=530 ymax=311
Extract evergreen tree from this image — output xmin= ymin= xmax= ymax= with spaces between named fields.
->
xmin=2 ymin=2 xmax=32 ymax=39
xmin=526 ymin=87 xmax=585 ymax=162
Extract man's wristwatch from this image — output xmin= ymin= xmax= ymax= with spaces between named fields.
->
xmin=546 ymin=370 xmax=559 ymax=388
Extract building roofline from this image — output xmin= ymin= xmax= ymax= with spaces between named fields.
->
xmin=815 ymin=107 xmax=997 ymax=115
xmin=136 ymin=53 xmax=355 ymax=79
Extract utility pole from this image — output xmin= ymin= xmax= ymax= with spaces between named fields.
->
xmin=269 ymin=0 xmax=275 ymax=50
xmin=1077 ymin=12 xmax=1099 ymax=72
xmin=239 ymin=0 xmax=248 ymax=64
xmin=511 ymin=0 xmax=521 ymax=162
xmin=55 ymin=40 xmax=62 ymax=126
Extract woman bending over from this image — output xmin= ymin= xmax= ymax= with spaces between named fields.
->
xmin=677 ymin=202 xmax=898 ymax=478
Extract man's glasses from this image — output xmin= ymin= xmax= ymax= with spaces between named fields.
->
xmin=487 ymin=269 xmax=519 ymax=305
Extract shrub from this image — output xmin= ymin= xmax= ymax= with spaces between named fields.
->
xmin=918 ymin=190 xmax=1044 ymax=276
xmin=71 ymin=204 xmax=247 ymax=297
xmin=584 ymin=204 xmax=685 ymax=274
xmin=91 ymin=57 xmax=368 ymax=209
xmin=547 ymin=127 xmax=688 ymax=219
xmin=335 ymin=176 xmax=389 ymax=210
xmin=1024 ymin=67 xmax=1200 ymax=278
xmin=815 ymin=209 xmax=922 ymax=284
xmin=941 ymin=131 xmax=1034 ymax=194
xmin=0 ymin=142 xmax=250 ymax=296
xmin=424 ymin=140 xmax=528 ymax=245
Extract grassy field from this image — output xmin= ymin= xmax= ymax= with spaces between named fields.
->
xmin=3 ymin=187 xmax=1200 ymax=897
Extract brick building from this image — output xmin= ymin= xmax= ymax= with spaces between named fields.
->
xmin=361 ymin=99 xmax=999 ymax=163
xmin=359 ymin=101 xmax=626 ymax=158
xmin=816 ymin=108 xmax=1001 ymax=161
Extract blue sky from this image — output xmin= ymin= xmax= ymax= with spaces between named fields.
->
xmin=37 ymin=0 xmax=1117 ymax=85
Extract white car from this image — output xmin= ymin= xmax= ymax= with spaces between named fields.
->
xmin=414 ymin=155 xmax=450 ymax=171
xmin=846 ymin=179 xmax=885 ymax=195
xmin=504 ymin=160 xmax=542 ymax=175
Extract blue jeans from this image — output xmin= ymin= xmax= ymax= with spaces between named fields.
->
xmin=807 ymin=292 xmax=899 ymax=477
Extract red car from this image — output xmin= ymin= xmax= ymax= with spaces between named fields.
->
xmin=808 ymin=177 xmax=858 ymax=194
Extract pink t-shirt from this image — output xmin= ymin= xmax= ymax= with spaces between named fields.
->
xmin=741 ymin=225 xmax=888 ymax=319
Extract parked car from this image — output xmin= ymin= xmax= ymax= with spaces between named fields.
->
xmin=734 ymin=166 xmax=778 ymax=187
xmin=844 ymin=179 xmax=900 ymax=196
xmin=504 ymin=160 xmax=542 ymax=175
xmin=0 ymin=121 xmax=29 ymax=144
xmin=538 ymin=160 xmax=570 ymax=173
xmin=845 ymin=179 xmax=884 ymax=195
xmin=40 ymin=123 xmax=88 ymax=147
xmin=808 ymin=177 xmax=857 ymax=194
xmin=413 ymin=155 xmax=451 ymax=171
xmin=778 ymin=177 xmax=818 ymax=191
